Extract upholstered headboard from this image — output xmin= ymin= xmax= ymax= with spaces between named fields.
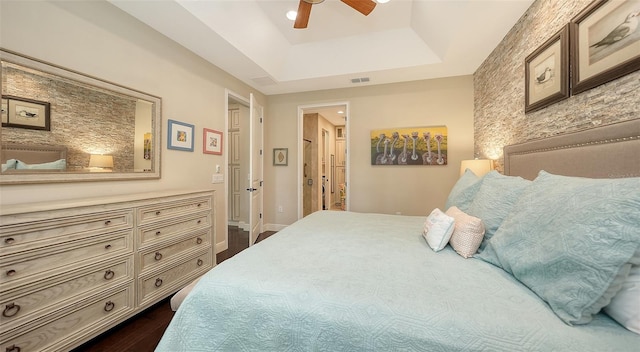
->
xmin=1 ymin=143 xmax=67 ymax=166
xmin=504 ymin=119 xmax=640 ymax=180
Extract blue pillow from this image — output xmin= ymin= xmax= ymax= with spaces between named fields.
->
xmin=1 ymin=158 xmax=17 ymax=172
xmin=466 ymin=171 xmax=531 ymax=251
xmin=477 ymin=171 xmax=640 ymax=325
xmin=445 ymin=169 xmax=482 ymax=212
xmin=16 ymin=159 xmax=66 ymax=170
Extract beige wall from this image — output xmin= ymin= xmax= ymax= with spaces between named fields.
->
xmin=474 ymin=0 xmax=639 ymax=168
xmin=0 ymin=0 xmax=267 ymax=252
xmin=266 ymin=76 xmax=474 ymax=226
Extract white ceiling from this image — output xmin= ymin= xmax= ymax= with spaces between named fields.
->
xmin=109 ymin=0 xmax=533 ymax=98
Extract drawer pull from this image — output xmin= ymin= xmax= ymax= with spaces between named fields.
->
xmin=104 ymin=270 xmax=115 ymax=280
xmin=6 ymin=269 xmax=16 ymax=277
xmin=5 ymin=344 xmax=21 ymax=352
xmin=155 ymin=278 xmax=163 ymax=287
xmin=105 ymin=244 xmax=112 ymax=250
xmin=155 ymin=231 xmax=161 ymax=236
xmin=4 ymin=237 xmax=15 ymax=245
xmin=197 ymin=259 xmax=204 ymax=266
xmin=155 ymin=211 xmax=161 ymax=216
xmin=104 ymin=301 xmax=115 ymax=312
xmin=2 ymin=303 xmax=20 ymax=318
xmin=196 ymin=237 xmax=203 ymax=245
xmin=104 ymin=220 xmax=112 ymax=225
xmin=154 ymin=252 xmax=163 ymax=261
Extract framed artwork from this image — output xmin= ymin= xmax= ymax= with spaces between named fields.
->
xmin=167 ymin=119 xmax=194 ymax=152
xmin=273 ymin=148 xmax=288 ymax=166
xmin=370 ymin=126 xmax=447 ymax=166
xmin=525 ymin=24 xmax=570 ymax=113
xmin=1 ymin=98 xmax=7 ymax=124
xmin=144 ymin=132 xmax=152 ymax=160
xmin=3 ymin=96 xmax=51 ymax=130
xmin=203 ymin=128 xmax=223 ymax=155
xmin=571 ymin=0 xmax=640 ymax=95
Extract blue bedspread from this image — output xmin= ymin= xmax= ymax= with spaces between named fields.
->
xmin=156 ymin=211 xmax=639 ymax=351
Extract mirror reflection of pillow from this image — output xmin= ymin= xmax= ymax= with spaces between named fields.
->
xmin=16 ymin=159 xmax=66 ymax=170
xmin=1 ymin=159 xmax=18 ymax=172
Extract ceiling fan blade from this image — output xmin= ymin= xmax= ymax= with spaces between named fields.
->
xmin=341 ymin=0 xmax=376 ymax=16
xmin=294 ymin=0 xmax=312 ymax=29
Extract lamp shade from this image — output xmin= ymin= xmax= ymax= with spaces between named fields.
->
xmin=89 ymin=154 xmax=114 ymax=168
xmin=460 ymin=159 xmax=493 ymax=177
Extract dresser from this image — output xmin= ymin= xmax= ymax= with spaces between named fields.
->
xmin=0 ymin=190 xmax=215 ymax=352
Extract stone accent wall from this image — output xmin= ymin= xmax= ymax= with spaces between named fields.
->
xmin=474 ymin=0 xmax=639 ymax=171
xmin=3 ymin=66 xmax=136 ymax=171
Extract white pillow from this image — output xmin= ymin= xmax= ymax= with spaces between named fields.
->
xmin=446 ymin=206 xmax=485 ymax=258
xmin=16 ymin=159 xmax=66 ymax=170
xmin=1 ymin=158 xmax=17 ymax=172
xmin=422 ymin=208 xmax=455 ymax=252
xmin=605 ymin=264 xmax=640 ymax=334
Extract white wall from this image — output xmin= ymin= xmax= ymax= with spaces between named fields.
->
xmin=0 ymin=0 xmax=266 ymax=251
xmin=265 ymin=76 xmax=474 ymax=227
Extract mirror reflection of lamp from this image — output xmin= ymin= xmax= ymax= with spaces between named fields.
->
xmin=89 ymin=154 xmax=114 ymax=172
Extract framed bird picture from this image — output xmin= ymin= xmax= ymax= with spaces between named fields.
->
xmin=525 ymin=25 xmax=570 ymax=113
xmin=3 ymin=96 xmax=51 ymax=130
xmin=571 ymin=0 xmax=640 ymax=95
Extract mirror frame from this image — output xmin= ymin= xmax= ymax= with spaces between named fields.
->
xmin=1 ymin=48 xmax=161 ymax=184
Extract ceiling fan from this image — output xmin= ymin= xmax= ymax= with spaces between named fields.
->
xmin=294 ymin=0 xmax=377 ymax=29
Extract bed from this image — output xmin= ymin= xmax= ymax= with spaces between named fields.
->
xmin=156 ymin=119 xmax=640 ymax=351
xmin=0 ymin=143 xmax=67 ymax=171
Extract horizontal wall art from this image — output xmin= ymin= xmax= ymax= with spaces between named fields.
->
xmin=370 ymin=126 xmax=447 ymax=166
xmin=571 ymin=0 xmax=640 ymax=95
xmin=1 ymin=95 xmax=50 ymax=130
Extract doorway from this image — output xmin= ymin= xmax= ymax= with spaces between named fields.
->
xmin=298 ymin=102 xmax=349 ymax=218
xmin=225 ymin=90 xmax=263 ymax=252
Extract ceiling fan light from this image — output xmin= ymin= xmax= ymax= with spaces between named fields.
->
xmin=286 ymin=10 xmax=297 ymax=21
xmin=376 ymin=0 xmax=390 ymax=3
xmin=302 ymin=0 xmax=325 ymax=4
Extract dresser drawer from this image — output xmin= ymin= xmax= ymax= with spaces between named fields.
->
xmin=0 ymin=210 xmax=133 ymax=254
xmin=0 ymin=256 xmax=133 ymax=332
xmin=0 ymin=283 xmax=134 ymax=352
xmin=138 ymin=213 xmax=211 ymax=248
xmin=0 ymin=230 xmax=133 ymax=287
xmin=137 ymin=195 xmax=212 ymax=226
xmin=138 ymin=249 xmax=212 ymax=307
xmin=139 ymin=230 xmax=211 ymax=274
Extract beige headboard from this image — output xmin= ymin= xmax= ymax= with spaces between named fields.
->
xmin=504 ymin=119 xmax=640 ymax=180
xmin=1 ymin=143 xmax=67 ymax=165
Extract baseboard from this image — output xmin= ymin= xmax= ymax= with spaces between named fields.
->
xmin=264 ymin=223 xmax=288 ymax=232
xmin=214 ymin=239 xmax=228 ymax=254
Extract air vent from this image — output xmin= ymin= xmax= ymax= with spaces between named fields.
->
xmin=251 ymin=76 xmax=277 ymax=86
xmin=351 ymin=77 xmax=370 ymax=84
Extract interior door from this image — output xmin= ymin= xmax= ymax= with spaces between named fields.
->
xmin=248 ymin=93 xmax=263 ymax=246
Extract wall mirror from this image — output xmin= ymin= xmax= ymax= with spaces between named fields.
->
xmin=0 ymin=49 xmax=161 ymax=184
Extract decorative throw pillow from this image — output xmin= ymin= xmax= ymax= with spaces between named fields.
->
xmin=422 ymin=208 xmax=455 ymax=252
xmin=466 ymin=171 xmax=531 ymax=251
xmin=16 ymin=159 xmax=66 ymax=170
xmin=445 ymin=206 xmax=485 ymax=258
xmin=445 ymin=169 xmax=482 ymax=212
xmin=477 ymin=171 xmax=640 ymax=325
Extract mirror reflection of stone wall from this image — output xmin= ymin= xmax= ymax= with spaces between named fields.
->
xmin=2 ymin=64 xmax=136 ymax=171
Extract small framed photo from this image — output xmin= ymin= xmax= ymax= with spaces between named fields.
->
xmin=570 ymin=0 xmax=640 ymax=95
xmin=203 ymin=128 xmax=223 ymax=155
xmin=4 ymin=96 xmax=51 ymax=130
xmin=273 ymin=148 xmax=288 ymax=166
xmin=167 ymin=119 xmax=195 ymax=152
xmin=525 ymin=24 xmax=570 ymax=113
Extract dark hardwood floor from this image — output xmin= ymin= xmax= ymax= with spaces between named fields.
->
xmin=72 ymin=227 xmax=276 ymax=352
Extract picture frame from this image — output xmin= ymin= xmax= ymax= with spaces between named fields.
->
xmin=273 ymin=148 xmax=288 ymax=166
xmin=370 ymin=126 xmax=448 ymax=166
xmin=203 ymin=128 xmax=223 ymax=155
xmin=1 ymin=98 xmax=7 ymax=124
xmin=2 ymin=96 xmax=51 ymax=130
xmin=570 ymin=0 xmax=640 ymax=95
xmin=525 ymin=24 xmax=570 ymax=113
xmin=167 ymin=119 xmax=195 ymax=152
